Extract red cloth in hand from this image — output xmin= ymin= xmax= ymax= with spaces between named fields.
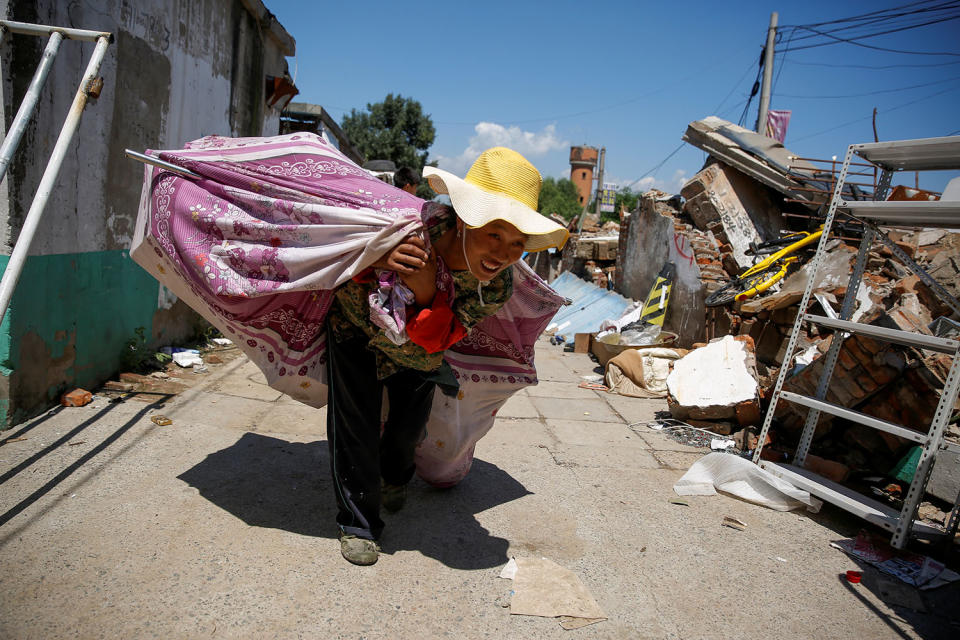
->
xmin=406 ymin=291 xmax=467 ymax=354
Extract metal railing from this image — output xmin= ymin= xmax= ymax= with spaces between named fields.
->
xmin=0 ymin=21 xmax=113 ymax=325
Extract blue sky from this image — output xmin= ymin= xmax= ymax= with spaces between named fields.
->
xmin=267 ymin=0 xmax=959 ymax=192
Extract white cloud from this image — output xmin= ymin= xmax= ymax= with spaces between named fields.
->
xmin=619 ymin=168 xmax=689 ymax=195
xmin=435 ymin=122 xmax=569 ymax=177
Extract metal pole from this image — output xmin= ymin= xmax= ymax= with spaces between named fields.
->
xmin=124 ymin=149 xmax=201 ymax=179
xmin=756 ymin=12 xmax=778 ymax=135
xmin=0 ymin=35 xmax=110 ymax=326
xmin=0 ymin=20 xmax=112 ymax=42
xmin=0 ymin=31 xmax=63 ymax=185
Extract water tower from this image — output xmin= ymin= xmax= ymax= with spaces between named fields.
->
xmin=569 ymin=146 xmax=598 ymax=206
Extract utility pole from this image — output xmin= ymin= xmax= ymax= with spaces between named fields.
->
xmin=756 ymin=11 xmax=778 ymax=136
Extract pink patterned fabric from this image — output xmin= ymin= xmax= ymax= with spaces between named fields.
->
xmin=131 ymin=132 xmax=565 ymax=485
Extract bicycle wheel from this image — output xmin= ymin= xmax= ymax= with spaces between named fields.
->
xmin=704 ymin=261 xmax=789 ymax=307
xmin=705 ymin=279 xmax=744 ymax=307
xmin=735 ymin=261 xmax=792 ymax=301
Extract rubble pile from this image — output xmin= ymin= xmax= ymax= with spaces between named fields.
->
xmin=660 ymin=169 xmax=957 ymax=513
xmin=567 ymin=120 xmax=960 ymax=513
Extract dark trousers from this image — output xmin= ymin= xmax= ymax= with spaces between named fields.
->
xmin=326 ymin=333 xmax=435 ymax=540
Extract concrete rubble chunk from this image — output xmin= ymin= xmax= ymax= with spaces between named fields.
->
xmin=666 ymin=335 xmax=760 ymax=421
xmin=681 ymin=162 xmax=786 ymax=270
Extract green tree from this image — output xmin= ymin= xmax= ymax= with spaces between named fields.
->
xmin=340 ymin=93 xmax=436 ymax=173
xmin=537 ymin=177 xmax=582 ymax=221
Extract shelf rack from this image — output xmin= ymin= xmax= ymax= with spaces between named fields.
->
xmin=753 ymin=136 xmax=960 ymax=550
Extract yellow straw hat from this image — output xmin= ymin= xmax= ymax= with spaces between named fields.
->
xmin=423 ymin=147 xmax=569 ymax=252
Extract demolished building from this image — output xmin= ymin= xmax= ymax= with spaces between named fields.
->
xmin=556 ymin=117 xmax=960 ymax=547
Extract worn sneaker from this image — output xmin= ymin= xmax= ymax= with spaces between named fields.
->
xmin=339 ymin=535 xmax=379 ymax=566
xmin=381 ymin=482 xmax=407 ymax=513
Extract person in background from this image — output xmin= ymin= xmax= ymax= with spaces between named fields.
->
xmin=393 ymin=167 xmax=421 ymax=195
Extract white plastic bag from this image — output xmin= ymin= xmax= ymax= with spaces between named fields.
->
xmin=674 ymin=453 xmax=822 ymax=512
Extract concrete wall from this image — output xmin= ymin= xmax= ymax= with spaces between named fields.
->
xmin=616 ymin=194 xmax=706 ymax=348
xmin=0 ymin=0 xmax=294 ymax=426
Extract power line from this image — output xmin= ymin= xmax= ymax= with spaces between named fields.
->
xmin=788 ymin=84 xmax=960 ymax=143
xmin=778 ymin=20 xmax=960 ymax=56
xmin=622 ymin=143 xmax=685 ymax=191
xmin=711 ymin=58 xmax=758 ymax=114
xmin=783 ymin=1 xmax=960 ymax=42
xmin=781 ymin=0 xmax=957 ymax=30
xmin=786 ymin=58 xmax=960 ymax=69
xmin=775 ymin=74 xmax=960 ymax=98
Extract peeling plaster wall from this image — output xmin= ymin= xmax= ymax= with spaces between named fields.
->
xmin=0 ymin=0 xmax=294 ymax=426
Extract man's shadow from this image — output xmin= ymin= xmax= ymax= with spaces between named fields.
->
xmin=177 ymin=432 xmax=529 ymax=570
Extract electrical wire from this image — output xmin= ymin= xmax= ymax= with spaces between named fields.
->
xmin=783 ymin=2 xmax=960 ymax=42
xmin=775 ymin=74 xmax=960 ymax=99
xmin=787 ymin=84 xmax=960 ymax=143
xmin=621 ymin=143 xmax=685 ymax=191
xmin=787 ymin=58 xmax=960 ymax=69
xmin=781 ymin=0 xmax=958 ymax=31
xmin=711 ymin=57 xmax=759 ymax=114
xmin=778 ymin=20 xmax=960 ymax=56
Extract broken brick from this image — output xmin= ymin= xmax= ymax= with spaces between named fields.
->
xmin=60 ymin=388 xmax=92 ymax=407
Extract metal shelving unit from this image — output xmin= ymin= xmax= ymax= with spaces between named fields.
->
xmin=753 ymin=135 xmax=960 ymax=550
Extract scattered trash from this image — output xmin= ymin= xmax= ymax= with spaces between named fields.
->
xmin=577 ymin=381 xmax=608 ymax=391
xmin=674 ymin=452 xmax=823 ymax=512
xmin=210 ymin=338 xmax=232 ymax=346
xmin=669 ymin=498 xmax=689 ymax=506
xmin=68 ymin=441 xmax=85 ymax=446
xmin=160 ymin=346 xmax=200 ymax=355
xmin=150 ymin=415 xmax=173 ymax=426
xmin=109 ymin=394 xmax=130 ymax=403
xmin=711 ymin=438 xmax=736 ymax=451
xmin=721 ymin=516 xmax=747 ymax=531
xmin=498 ymin=557 xmax=606 ymax=629
xmin=636 ymin=419 xmax=737 ymax=451
xmin=2 ymin=436 xmax=28 ymax=444
xmin=192 ymin=364 xmax=209 ymax=374
xmin=831 ymin=530 xmax=960 ymax=590
xmin=172 ymin=352 xmax=203 ymax=367
xmin=60 ymin=388 xmax=93 ymax=407
xmin=845 ymin=570 xmax=862 ymax=584
xmin=149 ymin=371 xmax=170 ymax=379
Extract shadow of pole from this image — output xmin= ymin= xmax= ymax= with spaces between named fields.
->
xmin=1 ymin=405 xmax=66 ymax=442
xmin=0 ymin=403 xmax=131 ymax=486
xmin=0 ymin=396 xmax=171 ymax=529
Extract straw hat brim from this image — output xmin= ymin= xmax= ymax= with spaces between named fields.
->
xmin=423 ymin=167 xmax=569 ymax=252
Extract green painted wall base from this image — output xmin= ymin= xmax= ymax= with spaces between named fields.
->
xmin=0 ymin=250 xmax=162 ymax=427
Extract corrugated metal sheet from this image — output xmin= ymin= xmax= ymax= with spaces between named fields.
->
xmin=547 ymin=272 xmax=635 ymax=344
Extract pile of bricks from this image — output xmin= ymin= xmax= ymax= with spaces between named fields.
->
xmin=632 ymin=161 xmax=960 ymax=500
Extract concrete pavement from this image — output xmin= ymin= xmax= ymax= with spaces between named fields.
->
xmin=0 ymin=338 xmax=957 ymax=639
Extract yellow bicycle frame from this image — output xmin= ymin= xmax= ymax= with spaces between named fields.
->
xmin=733 ymin=226 xmax=824 ymax=302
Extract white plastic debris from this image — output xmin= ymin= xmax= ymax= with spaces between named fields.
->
xmin=674 ymin=452 xmax=822 ymax=512
xmin=710 ymin=438 xmax=736 ymax=451
xmin=172 ymin=352 xmax=204 ymax=368
xmin=211 ymin=338 xmax=232 ymax=346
